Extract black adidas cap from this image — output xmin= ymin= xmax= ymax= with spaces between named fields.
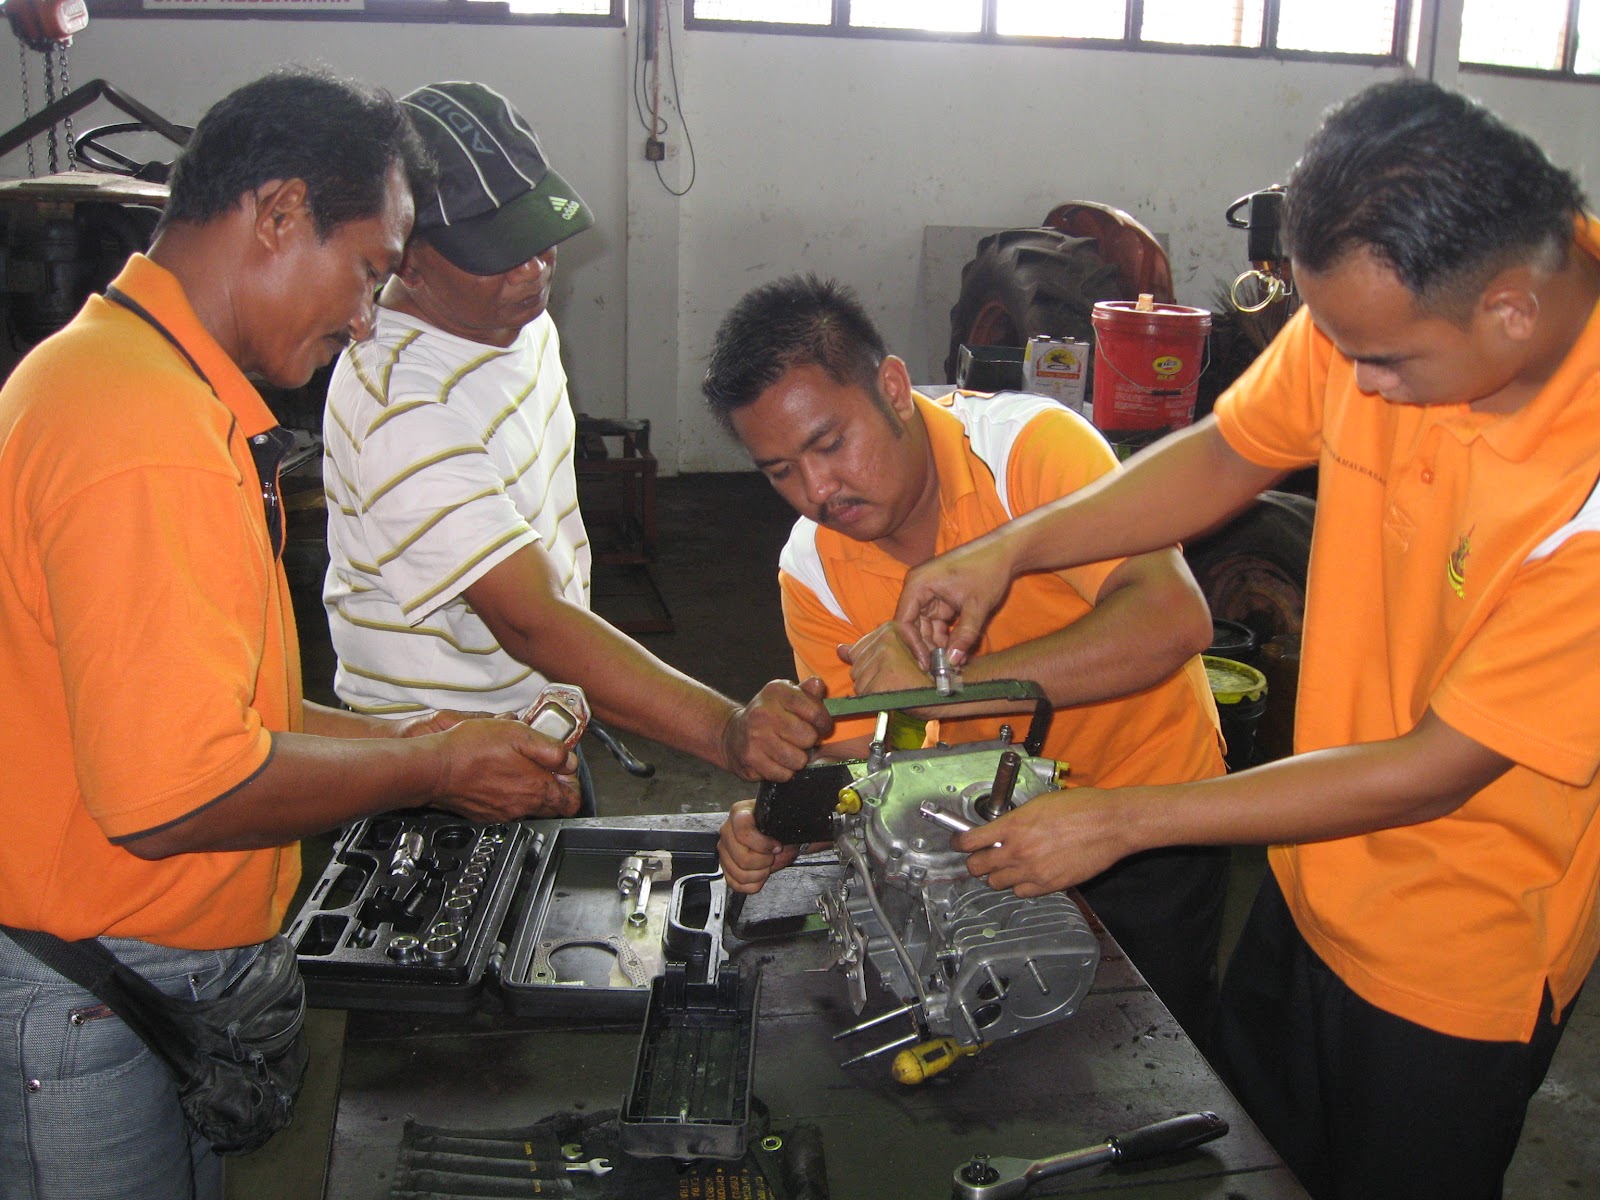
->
xmin=400 ymin=81 xmax=594 ymax=276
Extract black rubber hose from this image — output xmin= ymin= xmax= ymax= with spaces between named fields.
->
xmin=587 ymin=720 xmax=655 ymax=778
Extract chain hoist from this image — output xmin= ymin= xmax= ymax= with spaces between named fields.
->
xmin=17 ymin=39 xmax=35 ymax=177
xmin=8 ymin=0 xmax=88 ymax=176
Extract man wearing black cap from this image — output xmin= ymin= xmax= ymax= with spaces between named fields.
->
xmin=323 ymin=82 xmax=831 ymax=801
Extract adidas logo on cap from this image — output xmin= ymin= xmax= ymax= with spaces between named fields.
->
xmin=550 ymin=196 xmax=582 ymax=221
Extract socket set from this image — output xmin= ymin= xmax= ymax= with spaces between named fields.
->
xmin=288 ymin=812 xmax=726 ymax=1018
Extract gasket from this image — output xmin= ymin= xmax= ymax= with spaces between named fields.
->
xmin=530 ymin=935 xmax=649 ymax=987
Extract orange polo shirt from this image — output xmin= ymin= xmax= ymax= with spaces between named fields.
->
xmin=0 ymin=254 xmax=303 ymax=948
xmin=780 ymin=390 xmax=1223 ymax=790
xmin=1213 ymin=216 xmax=1600 ymax=1041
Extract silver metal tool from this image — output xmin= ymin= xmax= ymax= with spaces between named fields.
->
xmin=830 ymin=999 xmax=922 ymax=1042
xmin=629 ymin=875 xmax=653 ymax=927
xmin=389 ymin=831 xmax=424 ymax=877
xmin=919 ymin=798 xmax=975 ymax=835
xmin=838 ymin=1030 xmax=919 ymax=1068
xmin=518 ymin=681 xmax=590 ymax=752
xmin=931 ymin=646 xmax=961 ymax=695
xmin=618 ymin=855 xmax=645 ymax=898
xmin=617 ymin=852 xmax=668 ymax=928
xmin=950 ymin=1112 xmax=1229 ymax=1200
xmin=565 ymin=1157 xmax=613 ymax=1177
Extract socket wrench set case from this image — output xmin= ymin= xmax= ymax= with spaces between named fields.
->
xmin=287 ymin=811 xmax=730 ymax=1018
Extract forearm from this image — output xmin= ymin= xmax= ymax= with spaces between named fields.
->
xmin=962 ymin=553 xmax=1212 ymax=707
xmin=1115 ymin=716 xmax=1510 ymax=853
xmin=126 ymin=731 xmax=449 ymax=855
xmin=500 ymin=600 xmax=738 ymax=769
xmin=302 ymin=700 xmax=398 ymax=739
xmin=961 ymin=711 xmax=1512 ymax=896
xmin=1009 ymin=419 xmax=1279 ymax=576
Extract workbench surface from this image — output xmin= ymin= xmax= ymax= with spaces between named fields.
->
xmin=321 ymin=815 xmax=1308 ymax=1200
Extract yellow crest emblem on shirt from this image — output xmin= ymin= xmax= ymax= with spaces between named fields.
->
xmin=1446 ymin=528 xmax=1473 ymax=598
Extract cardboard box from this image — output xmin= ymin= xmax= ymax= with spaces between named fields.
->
xmin=1024 ymin=336 xmax=1090 ymax=417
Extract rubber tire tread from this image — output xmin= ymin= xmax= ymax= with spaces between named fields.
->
xmin=1182 ymin=491 xmax=1316 ymax=643
xmin=945 ymin=227 xmax=1123 ymax=383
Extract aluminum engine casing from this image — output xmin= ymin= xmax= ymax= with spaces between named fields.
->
xmin=820 ymin=738 xmax=1099 ymax=1047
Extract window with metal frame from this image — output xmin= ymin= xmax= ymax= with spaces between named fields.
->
xmin=686 ymin=0 xmax=1404 ymax=60
xmin=1459 ymin=0 xmax=1599 ymax=77
xmin=84 ymin=0 xmax=621 ymax=24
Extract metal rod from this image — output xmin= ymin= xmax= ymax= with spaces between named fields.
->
xmin=989 ymin=751 xmax=1020 ymax=815
xmin=831 ymin=999 xmax=922 ymax=1041
xmin=1026 ymin=958 xmax=1050 ymax=995
xmin=919 ymin=798 xmax=975 ymax=835
xmin=838 ymin=1031 xmax=919 ymax=1068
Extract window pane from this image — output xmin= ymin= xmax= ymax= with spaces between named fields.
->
xmin=1276 ymin=0 xmax=1395 ymax=54
xmin=1459 ymin=0 xmax=1568 ymax=69
xmin=692 ymin=0 xmax=831 ymax=22
xmin=1575 ymin=0 xmax=1600 ymax=73
xmin=1141 ymin=0 xmax=1264 ymax=47
xmin=850 ymin=0 xmax=981 ymax=32
xmin=997 ymin=0 xmax=1125 ymax=40
xmin=499 ymin=0 xmax=611 ymax=12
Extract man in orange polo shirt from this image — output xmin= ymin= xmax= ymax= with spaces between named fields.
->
xmin=895 ymin=80 xmax=1600 ymax=1200
xmin=0 ymin=69 xmax=581 ymax=1200
xmin=702 ymin=274 xmax=1230 ymax=1038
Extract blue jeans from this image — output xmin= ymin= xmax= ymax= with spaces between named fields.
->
xmin=0 ymin=932 xmax=262 ymax=1200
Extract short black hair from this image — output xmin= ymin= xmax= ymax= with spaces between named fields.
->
xmin=1283 ymin=79 xmax=1586 ymax=314
xmin=161 ymin=65 xmax=435 ymax=238
xmin=703 ymin=275 xmax=889 ymax=434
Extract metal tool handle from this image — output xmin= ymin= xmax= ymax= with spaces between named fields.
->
xmin=1027 ymin=1111 xmax=1228 ymax=1185
xmin=953 ymin=1111 xmax=1230 ymax=1199
xmin=825 ymin=679 xmax=1053 ymax=756
xmin=1107 ymin=1111 xmax=1229 ymax=1164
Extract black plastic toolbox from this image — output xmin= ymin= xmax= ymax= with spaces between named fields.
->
xmin=287 ymin=811 xmax=728 ymax=1018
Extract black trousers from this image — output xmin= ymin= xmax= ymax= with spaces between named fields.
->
xmin=1212 ymin=872 xmax=1573 ymax=1200
xmin=1077 ymin=842 xmax=1231 ymax=1041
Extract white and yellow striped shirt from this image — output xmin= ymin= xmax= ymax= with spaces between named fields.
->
xmin=322 ymin=307 xmax=589 ymax=716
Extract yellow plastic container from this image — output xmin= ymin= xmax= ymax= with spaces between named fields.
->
xmin=1203 ymin=654 xmax=1268 ymax=770
xmin=1203 ymin=655 xmax=1268 ymax=705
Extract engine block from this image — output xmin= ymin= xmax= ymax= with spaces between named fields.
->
xmin=817 ymin=737 xmax=1100 ymax=1047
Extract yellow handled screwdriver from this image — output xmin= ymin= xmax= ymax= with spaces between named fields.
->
xmin=893 ymin=1037 xmax=985 ymax=1085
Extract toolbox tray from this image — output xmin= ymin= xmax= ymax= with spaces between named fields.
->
xmin=621 ymin=961 xmax=761 ymax=1161
xmin=288 ymin=812 xmax=725 ymax=1018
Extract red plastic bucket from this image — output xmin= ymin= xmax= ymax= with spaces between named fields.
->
xmin=1090 ymin=301 xmax=1212 ymax=432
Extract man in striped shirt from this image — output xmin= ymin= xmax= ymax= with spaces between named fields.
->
xmin=323 ymin=82 xmax=829 ymax=804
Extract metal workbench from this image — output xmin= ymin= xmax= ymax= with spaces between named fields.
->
xmin=319 ymin=815 xmax=1308 ymax=1200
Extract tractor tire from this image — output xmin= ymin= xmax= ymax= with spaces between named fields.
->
xmin=1183 ymin=490 xmax=1315 ymax=648
xmin=945 ymin=228 xmax=1123 ymax=384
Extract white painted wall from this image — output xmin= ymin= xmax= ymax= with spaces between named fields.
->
xmin=4 ymin=8 xmax=1596 ymax=471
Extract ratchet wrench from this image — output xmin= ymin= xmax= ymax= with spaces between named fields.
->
xmin=951 ymin=1111 xmax=1228 ymax=1199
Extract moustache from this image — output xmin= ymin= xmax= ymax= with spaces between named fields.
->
xmin=817 ymin=497 xmax=865 ymax=525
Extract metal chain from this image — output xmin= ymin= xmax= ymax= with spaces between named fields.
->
xmin=18 ymin=40 xmax=35 ymax=178
xmin=42 ymin=45 xmax=59 ymax=174
xmin=58 ymin=42 xmax=74 ymax=169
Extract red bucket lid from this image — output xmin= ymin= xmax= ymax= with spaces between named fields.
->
xmin=1092 ymin=300 xmax=1212 ymax=332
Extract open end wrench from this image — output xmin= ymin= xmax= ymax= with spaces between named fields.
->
xmin=565 ymin=1157 xmax=613 ymax=1176
xmin=951 ymin=1111 xmax=1228 ymax=1200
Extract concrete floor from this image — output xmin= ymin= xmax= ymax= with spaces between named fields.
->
xmin=281 ymin=470 xmax=1598 ymax=1198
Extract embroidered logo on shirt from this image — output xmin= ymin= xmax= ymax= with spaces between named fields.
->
xmin=1446 ymin=528 xmax=1473 ymax=598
